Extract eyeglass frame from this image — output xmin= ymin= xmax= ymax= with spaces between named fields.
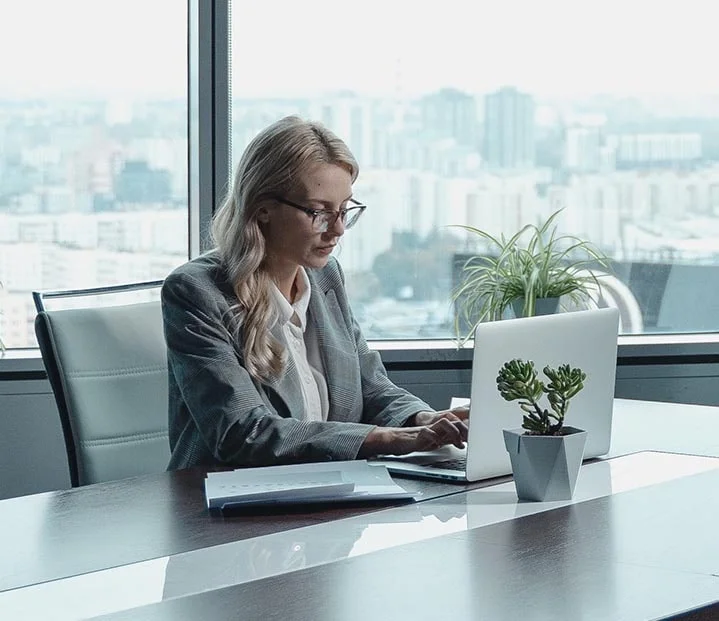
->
xmin=270 ymin=195 xmax=367 ymax=232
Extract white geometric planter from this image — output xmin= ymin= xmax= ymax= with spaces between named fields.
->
xmin=503 ymin=426 xmax=588 ymax=502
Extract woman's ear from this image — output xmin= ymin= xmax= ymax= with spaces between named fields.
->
xmin=256 ymin=206 xmax=271 ymax=224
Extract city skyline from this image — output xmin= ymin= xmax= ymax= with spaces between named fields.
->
xmin=3 ymin=86 xmax=719 ymax=348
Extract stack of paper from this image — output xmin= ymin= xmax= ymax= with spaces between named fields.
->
xmin=204 ymin=460 xmax=418 ymax=511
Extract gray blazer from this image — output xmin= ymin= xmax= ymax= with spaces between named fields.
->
xmin=162 ymin=251 xmax=432 ymax=469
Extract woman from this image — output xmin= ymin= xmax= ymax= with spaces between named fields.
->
xmin=162 ymin=115 xmax=468 ymax=469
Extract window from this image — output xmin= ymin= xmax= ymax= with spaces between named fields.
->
xmin=3 ymin=2 xmax=718 ymax=351
xmin=229 ymin=0 xmax=719 ymax=339
xmin=0 ymin=1 xmax=188 ymax=348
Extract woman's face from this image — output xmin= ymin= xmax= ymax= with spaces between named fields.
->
xmin=260 ymin=162 xmax=353 ymax=274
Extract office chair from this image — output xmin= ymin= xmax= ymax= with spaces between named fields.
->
xmin=33 ymin=281 xmax=171 ymax=487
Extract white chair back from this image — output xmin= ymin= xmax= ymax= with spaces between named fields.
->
xmin=34 ymin=284 xmax=169 ymax=486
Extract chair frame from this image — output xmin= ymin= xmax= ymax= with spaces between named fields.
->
xmin=33 ymin=280 xmax=164 ymax=487
xmin=32 ymin=280 xmax=165 ymax=314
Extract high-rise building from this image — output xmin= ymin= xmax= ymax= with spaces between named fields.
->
xmin=483 ymin=87 xmax=536 ymax=170
xmin=606 ymin=133 xmax=702 ymax=169
xmin=565 ymin=126 xmax=603 ymax=173
xmin=308 ymin=95 xmax=373 ymax=166
xmin=418 ymin=88 xmax=479 ymax=150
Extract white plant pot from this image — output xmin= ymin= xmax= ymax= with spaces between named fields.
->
xmin=503 ymin=426 xmax=588 ymax=502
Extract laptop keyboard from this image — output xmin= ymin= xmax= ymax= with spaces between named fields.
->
xmin=427 ymin=456 xmax=467 ymax=471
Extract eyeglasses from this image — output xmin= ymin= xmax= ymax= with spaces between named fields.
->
xmin=273 ymin=196 xmax=366 ymax=233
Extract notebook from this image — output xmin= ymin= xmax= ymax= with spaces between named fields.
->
xmin=204 ymin=460 xmax=418 ymax=512
xmin=372 ymin=307 xmax=620 ymax=482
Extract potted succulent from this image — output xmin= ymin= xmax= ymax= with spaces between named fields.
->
xmin=497 ymin=358 xmax=587 ymax=501
xmin=451 ymin=209 xmax=610 ymax=345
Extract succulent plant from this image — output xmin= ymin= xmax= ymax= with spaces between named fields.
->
xmin=496 ymin=359 xmax=586 ymax=435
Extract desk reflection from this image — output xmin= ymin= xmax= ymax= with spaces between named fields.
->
xmin=162 ymin=520 xmax=370 ymax=599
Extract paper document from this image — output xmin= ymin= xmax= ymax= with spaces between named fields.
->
xmin=204 ymin=460 xmax=418 ymax=511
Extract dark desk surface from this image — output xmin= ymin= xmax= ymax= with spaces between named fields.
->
xmin=96 ymin=467 xmax=719 ymax=621
xmin=1 ymin=399 xmax=718 ymax=620
xmin=4 ymin=397 xmax=717 ymax=595
xmin=1 ymin=451 xmax=716 ymax=621
xmin=0 ymin=460 xmax=506 ymax=593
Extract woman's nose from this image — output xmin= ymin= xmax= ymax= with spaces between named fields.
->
xmin=326 ymin=213 xmax=345 ymax=237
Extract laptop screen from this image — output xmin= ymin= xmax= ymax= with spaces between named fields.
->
xmin=465 ymin=307 xmax=620 ymax=481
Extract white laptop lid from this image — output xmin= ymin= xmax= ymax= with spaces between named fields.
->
xmin=465 ymin=307 xmax=620 ymax=481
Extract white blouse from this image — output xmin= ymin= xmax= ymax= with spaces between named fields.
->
xmin=268 ymin=268 xmax=329 ymax=422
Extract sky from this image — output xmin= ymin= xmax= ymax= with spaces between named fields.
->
xmin=0 ymin=0 xmax=716 ymax=99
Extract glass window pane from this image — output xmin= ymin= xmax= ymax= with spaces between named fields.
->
xmin=0 ymin=1 xmax=188 ymax=349
xmin=230 ymin=0 xmax=719 ymax=339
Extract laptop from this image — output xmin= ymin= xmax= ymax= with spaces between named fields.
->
xmin=373 ymin=307 xmax=620 ymax=482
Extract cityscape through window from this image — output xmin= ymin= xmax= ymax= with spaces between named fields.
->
xmin=1 ymin=1 xmax=719 ymax=348
xmin=0 ymin=1 xmax=188 ymax=348
xmin=230 ymin=0 xmax=719 ymax=339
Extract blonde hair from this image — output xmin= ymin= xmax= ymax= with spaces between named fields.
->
xmin=211 ymin=115 xmax=359 ymax=382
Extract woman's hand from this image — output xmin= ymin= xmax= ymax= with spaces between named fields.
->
xmin=358 ymin=412 xmax=469 ymax=458
xmin=411 ymin=406 xmax=469 ymax=428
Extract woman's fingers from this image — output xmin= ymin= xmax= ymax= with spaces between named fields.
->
xmin=431 ymin=407 xmax=469 ymax=424
xmin=426 ymin=418 xmax=467 ymax=450
xmin=452 ymin=419 xmax=469 ymax=444
xmin=395 ymin=417 xmax=470 ymax=454
xmin=451 ymin=406 xmax=470 ymax=420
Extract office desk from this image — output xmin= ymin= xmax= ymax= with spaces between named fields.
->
xmin=0 ymin=460 xmax=504 ymax=593
xmin=1 ymin=399 xmax=717 ymax=620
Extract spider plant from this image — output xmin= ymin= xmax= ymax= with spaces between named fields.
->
xmin=451 ymin=209 xmax=610 ymax=346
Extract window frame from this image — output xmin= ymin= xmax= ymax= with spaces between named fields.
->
xmin=188 ymin=0 xmax=230 ymax=256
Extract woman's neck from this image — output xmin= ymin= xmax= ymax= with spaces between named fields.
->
xmin=269 ymin=264 xmax=300 ymax=303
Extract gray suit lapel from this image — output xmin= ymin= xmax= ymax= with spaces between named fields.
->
xmin=263 ymin=343 xmax=305 ymax=420
xmin=308 ymin=283 xmax=357 ymax=422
